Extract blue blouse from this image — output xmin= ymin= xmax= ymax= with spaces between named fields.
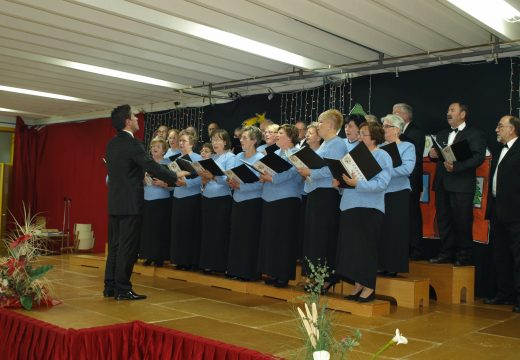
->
xmin=261 ymin=147 xmax=303 ymax=202
xmin=202 ymin=151 xmax=235 ymax=198
xmin=344 ymin=139 xmax=360 ymax=152
xmin=382 ymin=141 xmax=415 ymax=193
xmin=305 ymin=136 xmax=348 ymax=193
xmin=339 ymin=148 xmax=392 ymax=213
xmin=173 ymin=152 xmax=203 ymax=199
xmin=164 ymin=148 xmax=181 ymax=159
xmin=231 ymin=151 xmax=264 ymax=202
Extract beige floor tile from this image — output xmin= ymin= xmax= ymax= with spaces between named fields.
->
xmin=159 ymin=316 xmax=303 ymax=355
xmin=19 ymin=303 xmax=123 ymax=329
xmin=406 ymin=332 xmax=520 ymax=360
xmin=160 ymin=298 xmax=292 ymax=327
xmin=64 ymin=297 xmax=193 ymax=323
xmin=176 ymin=285 xmax=285 ymax=307
xmin=432 ymin=302 xmax=519 ymax=321
xmin=478 ymin=315 xmax=520 ymax=339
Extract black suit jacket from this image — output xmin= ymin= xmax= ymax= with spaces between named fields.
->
xmin=486 ymin=138 xmax=520 ymax=223
xmin=106 ymin=131 xmax=178 ymax=215
xmin=431 ymin=125 xmax=486 ymax=193
xmin=401 ymin=122 xmax=425 ymax=194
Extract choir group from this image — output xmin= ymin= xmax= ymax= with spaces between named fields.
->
xmin=139 ymin=107 xmax=419 ymax=303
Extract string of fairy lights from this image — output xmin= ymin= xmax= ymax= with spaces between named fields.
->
xmin=279 ymin=78 xmax=352 ymax=124
xmin=143 ymin=107 xmax=204 ymax=146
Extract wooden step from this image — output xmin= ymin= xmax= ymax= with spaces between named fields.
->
xmin=409 ymin=261 xmax=474 ymax=304
xmin=68 ymin=254 xmax=105 ymax=268
xmin=339 ymin=275 xmax=429 ymax=309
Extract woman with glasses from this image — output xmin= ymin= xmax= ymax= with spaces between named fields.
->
xmin=226 ymin=126 xmax=264 ymax=281
xmin=334 ymin=122 xmax=392 ymax=302
xmin=258 ymin=124 xmax=303 ymax=288
xmin=164 ymin=129 xmax=181 ymax=160
xmin=198 ymin=129 xmax=236 ymax=274
xmin=257 ymin=124 xmax=280 ymax=154
xmin=378 ymin=115 xmax=416 ymax=276
xmin=170 ymin=131 xmax=203 ymax=270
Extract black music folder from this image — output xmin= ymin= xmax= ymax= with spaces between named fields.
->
xmin=225 ymin=164 xmax=259 ymax=184
xmin=241 ymin=152 xmax=292 ymax=176
xmin=430 ymin=135 xmax=471 ymax=162
xmin=340 ymin=141 xmax=382 ymax=181
xmin=191 ymin=158 xmax=225 ymax=176
xmin=380 ymin=142 xmax=402 ymax=168
xmin=287 ymin=146 xmax=326 ymax=169
xmin=175 ymin=156 xmax=198 ymax=178
xmin=324 ymin=158 xmax=352 ymax=188
xmin=263 ymin=143 xmax=279 ymax=154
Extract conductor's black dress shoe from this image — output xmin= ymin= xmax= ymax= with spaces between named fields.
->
xmin=115 ymin=290 xmax=147 ymax=301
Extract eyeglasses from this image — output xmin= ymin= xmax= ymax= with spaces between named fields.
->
xmin=496 ymin=124 xmax=512 ymax=129
xmin=178 ymin=139 xmax=188 ymax=143
xmin=382 ymin=124 xmax=397 ymax=129
xmin=359 ymin=132 xmax=371 ymax=137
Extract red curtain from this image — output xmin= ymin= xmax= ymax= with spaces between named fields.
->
xmin=10 ymin=115 xmax=145 ymax=253
xmin=0 ymin=308 xmax=279 ymax=360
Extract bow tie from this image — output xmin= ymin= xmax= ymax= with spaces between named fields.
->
xmin=503 ymin=143 xmax=509 ymax=149
xmin=450 ymin=128 xmax=459 ymax=133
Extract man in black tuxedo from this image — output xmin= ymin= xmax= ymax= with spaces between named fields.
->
xmin=393 ymin=103 xmax=426 ymax=260
xmin=104 ymin=105 xmax=184 ymax=300
xmin=429 ymin=102 xmax=486 ymax=266
xmin=484 ymin=115 xmax=520 ymax=313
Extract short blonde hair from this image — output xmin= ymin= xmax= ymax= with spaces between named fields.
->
xmin=150 ymin=137 xmax=168 ymax=152
xmin=319 ymin=109 xmax=344 ymax=130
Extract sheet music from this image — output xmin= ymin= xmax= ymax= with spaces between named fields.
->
xmin=341 ymin=153 xmax=366 ymax=181
xmin=224 ymin=169 xmax=242 ymax=184
xmin=144 ymin=173 xmax=153 ymax=186
xmin=441 ymin=146 xmax=457 ymax=162
xmin=168 ymin=161 xmax=182 ymax=174
xmin=190 ymin=161 xmax=206 ymax=174
xmin=239 ymin=158 xmax=266 ymax=175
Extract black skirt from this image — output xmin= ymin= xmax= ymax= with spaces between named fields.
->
xmin=257 ymin=198 xmax=300 ymax=281
xmin=199 ymin=195 xmax=232 ymax=272
xmin=378 ymin=189 xmax=410 ymax=273
xmin=302 ymin=188 xmax=341 ymax=275
xmin=296 ymin=194 xmax=307 ymax=260
xmin=336 ymin=208 xmax=383 ymax=289
xmin=227 ymin=198 xmax=263 ymax=279
xmin=170 ymin=194 xmax=201 ymax=268
xmin=139 ymin=198 xmax=171 ymax=260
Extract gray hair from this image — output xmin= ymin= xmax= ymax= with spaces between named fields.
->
xmin=242 ymin=126 xmax=263 ymax=147
xmin=365 ymin=114 xmax=379 ymax=123
xmin=393 ymin=103 xmax=413 ymax=119
xmin=382 ymin=114 xmax=405 ymax=133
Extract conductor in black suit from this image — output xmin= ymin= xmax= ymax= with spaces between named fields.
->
xmin=429 ymin=102 xmax=486 ymax=266
xmin=484 ymin=115 xmax=520 ymax=313
xmin=104 ymin=104 xmax=184 ymax=300
xmin=393 ymin=103 xmax=426 ymax=260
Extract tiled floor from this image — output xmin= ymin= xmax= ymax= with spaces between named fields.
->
xmin=18 ymin=256 xmax=520 ymax=359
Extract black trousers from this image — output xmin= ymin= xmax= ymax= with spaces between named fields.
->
xmin=409 ymin=191 xmax=424 ymax=257
xmin=489 ymin=209 xmax=520 ymax=302
xmin=435 ymin=186 xmax=474 ymax=261
xmin=104 ymin=214 xmax=142 ymax=293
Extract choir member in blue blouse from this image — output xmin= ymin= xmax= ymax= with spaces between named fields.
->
xmin=334 ymin=122 xmax=392 ymax=302
xmin=297 ymin=110 xmax=348 ymax=293
xmin=257 ymin=124 xmax=279 ymax=154
xmin=170 ymin=131 xmax=203 ymax=270
xmin=344 ymin=114 xmax=364 ymax=151
xmin=164 ymin=129 xmax=181 ymax=160
xmin=226 ymin=126 xmax=264 ymax=281
xmin=378 ymin=114 xmax=416 ymax=276
xmin=200 ymin=143 xmax=214 ymax=159
xmin=140 ymin=138 xmax=173 ymax=267
xmin=257 ymin=124 xmax=303 ymax=288
xmin=198 ymin=129 xmax=236 ymax=274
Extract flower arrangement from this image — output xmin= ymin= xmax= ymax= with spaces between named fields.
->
xmin=296 ymin=258 xmax=408 ymax=359
xmin=0 ymin=205 xmax=57 ymax=310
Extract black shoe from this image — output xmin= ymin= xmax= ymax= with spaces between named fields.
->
xmin=513 ymin=304 xmax=520 ymax=313
xmin=357 ymin=291 xmax=375 ymax=303
xmin=410 ymin=254 xmax=425 ymax=261
xmin=429 ymin=256 xmax=454 ymax=264
xmin=321 ymin=281 xmax=336 ymax=295
xmin=385 ymin=272 xmax=398 ymax=277
xmin=202 ymin=268 xmax=213 ymax=274
xmin=483 ymin=297 xmax=515 ymax=305
xmin=454 ymin=259 xmax=472 ymax=266
xmin=115 ymin=290 xmax=147 ymax=301
xmin=264 ymin=277 xmax=277 ymax=285
xmin=273 ymin=280 xmax=288 ymax=288
xmin=142 ymin=259 xmax=152 ymax=266
xmin=345 ymin=288 xmax=363 ymax=301
xmin=103 ymin=288 xmax=115 ymax=298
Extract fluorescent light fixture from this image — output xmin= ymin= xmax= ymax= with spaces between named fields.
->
xmin=0 ymin=107 xmax=53 ymax=116
xmin=66 ymin=62 xmax=186 ymax=89
xmin=0 ymin=85 xmax=110 ymax=105
xmin=74 ymin=0 xmax=326 ymax=69
xmin=446 ymin=0 xmax=520 ymax=35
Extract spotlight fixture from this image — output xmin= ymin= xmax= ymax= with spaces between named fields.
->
xmin=267 ymin=88 xmax=275 ymax=101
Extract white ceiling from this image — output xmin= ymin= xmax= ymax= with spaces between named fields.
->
xmin=0 ymin=0 xmax=519 ymax=125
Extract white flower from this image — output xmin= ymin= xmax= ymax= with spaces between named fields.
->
xmin=1 ymin=279 xmax=7 ymax=287
xmin=392 ymin=329 xmax=408 ymax=345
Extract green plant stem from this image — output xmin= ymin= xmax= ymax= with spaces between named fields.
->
xmin=370 ymin=340 xmax=394 ymax=360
